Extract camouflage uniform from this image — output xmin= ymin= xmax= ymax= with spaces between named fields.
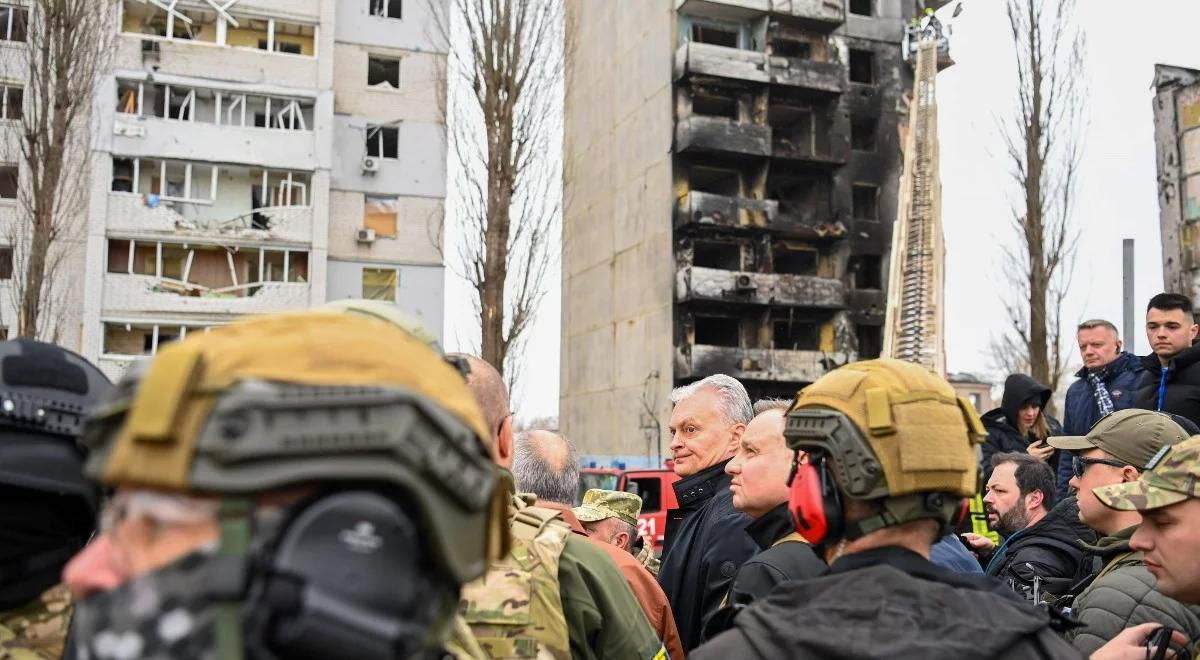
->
xmin=0 ymin=585 xmax=71 ymax=660
xmin=575 ymin=489 xmax=661 ymax=576
xmin=1095 ymin=436 xmax=1200 ymax=511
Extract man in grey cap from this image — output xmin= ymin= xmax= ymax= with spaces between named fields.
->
xmin=1047 ymin=408 xmax=1200 ymax=654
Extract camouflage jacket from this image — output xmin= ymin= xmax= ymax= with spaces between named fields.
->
xmin=0 ymin=584 xmax=71 ymax=660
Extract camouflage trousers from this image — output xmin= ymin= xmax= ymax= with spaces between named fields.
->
xmin=0 ymin=584 xmax=71 ymax=660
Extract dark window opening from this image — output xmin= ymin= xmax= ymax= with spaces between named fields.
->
xmin=771 ymin=39 xmax=811 ymax=59
xmin=772 ymin=319 xmax=819 ymax=350
xmin=767 ymin=173 xmax=827 ymax=221
xmin=689 ymin=166 xmax=740 ymax=197
xmin=367 ymin=125 xmax=400 ymax=158
xmin=851 ymin=117 xmax=877 ymax=151
xmin=0 ymin=165 xmax=17 ymax=199
xmin=850 ymin=254 xmax=883 ymax=289
xmin=857 ymin=324 xmax=882 ymax=359
xmin=694 ymin=316 xmax=740 ymax=347
xmin=692 ymin=90 xmax=737 ymax=119
xmin=0 ymin=7 xmax=28 ymax=42
xmin=625 ymin=478 xmax=662 ymax=513
xmin=849 ymin=49 xmax=874 ymax=84
xmin=849 ymin=0 xmax=873 ymax=16
xmin=368 ymin=56 xmax=401 ymax=88
xmin=0 ymin=246 xmax=11 ymax=279
xmin=852 ymin=184 xmax=879 ymax=220
xmin=370 ymin=0 xmax=403 ymax=19
xmin=692 ymin=241 xmax=741 ymax=270
xmin=691 ymin=23 xmax=739 ymax=48
xmin=111 ymin=158 xmax=135 ymax=193
xmin=258 ymin=39 xmax=303 ymax=54
xmin=143 ymin=333 xmax=178 ymax=353
xmin=772 ymin=245 xmax=817 ymax=275
xmin=768 ymin=104 xmax=814 ymax=154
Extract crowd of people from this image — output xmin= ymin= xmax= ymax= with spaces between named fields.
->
xmin=2 ymin=293 xmax=1200 ymax=658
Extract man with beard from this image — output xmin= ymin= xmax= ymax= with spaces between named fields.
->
xmin=964 ymin=452 xmax=1095 ymax=601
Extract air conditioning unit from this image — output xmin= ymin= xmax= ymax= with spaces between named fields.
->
xmin=734 ymin=274 xmax=755 ymax=290
xmin=356 ymin=228 xmax=376 ymax=244
xmin=361 ymin=156 xmax=380 ymax=174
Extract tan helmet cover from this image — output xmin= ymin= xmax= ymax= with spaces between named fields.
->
xmin=792 ymin=358 xmax=985 ymax=499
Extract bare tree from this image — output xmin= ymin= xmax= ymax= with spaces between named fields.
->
xmin=436 ymin=0 xmax=563 ymax=388
xmin=991 ymin=0 xmax=1085 ymax=405
xmin=6 ymin=1 xmax=115 ymax=339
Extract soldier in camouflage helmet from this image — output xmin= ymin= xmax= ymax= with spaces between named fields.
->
xmin=0 ymin=340 xmax=113 ymax=660
xmin=61 ymin=311 xmax=506 ymax=659
xmin=575 ymin=489 xmax=642 ymax=552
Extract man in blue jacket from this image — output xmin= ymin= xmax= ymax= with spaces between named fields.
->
xmin=1058 ymin=319 xmax=1143 ymax=499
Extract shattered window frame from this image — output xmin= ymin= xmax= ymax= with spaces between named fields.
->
xmin=120 ymin=1 xmax=318 ymax=58
xmin=364 ymin=195 xmax=400 ymax=238
xmin=369 ymin=0 xmax=403 ymax=20
xmin=362 ymin=267 xmax=398 ymax=302
xmin=367 ymin=55 xmax=402 ymax=89
xmin=0 ymin=5 xmax=27 ymax=42
xmin=102 ymin=320 xmax=218 ymax=357
xmin=0 ymin=83 xmax=20 ymax=121
xmin=366 ymin=125 xmax=400 ymax=159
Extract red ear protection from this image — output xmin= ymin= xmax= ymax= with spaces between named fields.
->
xmin=952 ymin=497 xmax=970 ymax=528
xmin=787 ymin=453 xmax=841 ymax=545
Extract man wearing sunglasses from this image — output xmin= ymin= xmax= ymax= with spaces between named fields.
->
xmin=1047 ymin=409 xmax=1200 ymax=655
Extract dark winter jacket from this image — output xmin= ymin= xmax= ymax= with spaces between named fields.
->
xmin=1062 ymin=525 xmax=1200 ymax=656
xmin=701 ymin=503 xmax=829 ymax=641
xmin=690 ymin=546 xmax=1081 ymax=660
xmin=985 ymin=496 xmax=1096 ymax=601
xmin=1057 ymin=352 xmax=1144 ymax=499
xmin=1136 ymin=344 xmax=1200 ymax=428
xmin=658 ymin=459 xmax=758 ymax=652
xmin=981 ymin=374 xmax=1062 ymax=477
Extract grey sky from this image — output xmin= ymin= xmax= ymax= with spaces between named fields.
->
xmin=444 ymin=1 xmax=1200 ymax=420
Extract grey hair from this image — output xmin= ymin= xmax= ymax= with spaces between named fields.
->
xmin=512 ymin=430 xmax=580 ymax=505
xmin=752 ymin=398 xmax=792 ymax=416
xmin=670 ymin=374 xmax=753 ymax=425
xmin=582 ymin=517 xmax=638 ymax=550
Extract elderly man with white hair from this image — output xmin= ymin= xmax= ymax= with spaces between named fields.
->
xmin=658 ymin=374 xmax=760 ymax=651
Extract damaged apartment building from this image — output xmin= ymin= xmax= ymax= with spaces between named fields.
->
xmin=562 ymin=0 xmax=949 ymax=465
xmin=69 ymin=0 xmax=449 ymax=380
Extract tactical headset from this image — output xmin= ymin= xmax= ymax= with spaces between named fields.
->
xmin=214 ymin=488 xmax=458 ymax=660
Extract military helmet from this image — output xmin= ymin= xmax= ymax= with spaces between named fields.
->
xmin=316 ymin=299 xmax=442 ymax=353
xmin=786 ymin=359 xmax=985 ymax=536
xmin=83 ymin=311 xmax=504 ymax=583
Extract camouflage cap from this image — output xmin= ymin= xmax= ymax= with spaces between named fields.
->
xmin=573 ymin=488 xmax=641 ymax=528
xmin=1048 ymin=408 xmax=1189 ymax=469
xmin=1094 ymin=434 xmax=1200 ymax=512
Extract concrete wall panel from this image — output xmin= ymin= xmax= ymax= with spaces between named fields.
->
xmin=326 ymin=189 xmax=441 ymax=263
xmin=330 ymin=117 xmax=446 ymax=197
xmin=332 ymin=43 xmax=444 ymax=123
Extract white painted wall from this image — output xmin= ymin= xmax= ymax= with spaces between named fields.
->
xmin=330 ymin=116 xmax=446 ymax=197
xmin=325 ymin=258 xmax=444 ymax=339
xmin=334 ymin=0 xmax=448 ymax=53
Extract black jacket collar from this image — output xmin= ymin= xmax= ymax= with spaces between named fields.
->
xmin=745 ymin=503 xmax=795 ymax=551
xmin=1141 ymin=343 xmax=1200 ymax=373
xmin=1076 ymin=351 xmax=1139 ymax=380
xmin=673 ymin=458 xmax=733 ymax=509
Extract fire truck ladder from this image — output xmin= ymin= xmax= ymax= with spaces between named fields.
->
xmin=883 ymin=37 xmax=946 ymax=375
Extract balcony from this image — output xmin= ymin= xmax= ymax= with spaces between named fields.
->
xmin=676 ymin=266 xmax=845 ymax=308
xmin=769 ymin=57 xmax=844 ymax=95
xmin=116 ymin=36 xmax=318 ymax=90
xmin=675 ymin=115 xmax=771 ymax=157
xmin=102 ymin=272 xmax=309 ymax=317
xmin=675 ymin=0 xmax=845 ymax=30
xmin=676 ymin=344 xmax=849 ymax=381
xmin=674 ymin=42 xmax=846 ymax=97
xmin=676 ymin=191 xmax=777 ymax=230
xmin=769 ymin=108 xmax=850 ymax=167
xmin=107 ymin=193 xmax=313 ymax=244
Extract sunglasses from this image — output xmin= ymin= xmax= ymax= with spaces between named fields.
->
xmin=1072 ymin=455 xmax=1128 ymax=479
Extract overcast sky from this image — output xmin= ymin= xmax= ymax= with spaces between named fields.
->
xmin=443 ymin=1 xmax=1200 ymax=421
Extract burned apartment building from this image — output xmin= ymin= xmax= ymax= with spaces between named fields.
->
xmin=69 ymin=0 xmax=448 ymax=381
xmin=562 ymin=0 xmax=946 ymax=466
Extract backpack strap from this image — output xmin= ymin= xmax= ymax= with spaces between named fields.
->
xmin=511 ymin=503 xmax=566 ymax=543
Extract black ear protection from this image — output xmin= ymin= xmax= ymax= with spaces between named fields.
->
xmin=787 ymin=450 xmax=842 ymax=545
xmin=234 ymin=490 xmax=457 ymax=660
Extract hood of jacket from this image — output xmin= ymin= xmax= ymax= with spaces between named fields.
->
xmin=729 ymin=546 xmax=1061 ymax=659
xmin=1005 ymin=496 xmax=1095 ymax=556
xmin=999 ymin=374 xmax=1052 ymax=430
xmin=1075 ymin=351 xmax=1142 ymax=381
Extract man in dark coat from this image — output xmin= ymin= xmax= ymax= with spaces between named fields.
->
xmin=703 ymin=400 xmax=829 ymax=640
xmin=659 ymin=374 xmax=759 ymax=652
xmin=1058 ymin=319 xmax=1144 ymax=499
xmin=965 ymin=452 xmax=1095 ymax=601
xmin=1136 ymin=292 xmax=1200 ymax=426
xmin=981 ymin=374 xmax=1063 ymax=477
xmin=692 ymin=359 xmax=1079 ymax=660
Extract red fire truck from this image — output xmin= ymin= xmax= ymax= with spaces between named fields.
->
xmin=577 ymin=462 xmax=679 ymax=552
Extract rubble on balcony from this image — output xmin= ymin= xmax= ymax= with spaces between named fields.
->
xmin=676 ymin=266 xmax=845 ymax=308
xmin=676 ymin=344 xmax=850 ymax=381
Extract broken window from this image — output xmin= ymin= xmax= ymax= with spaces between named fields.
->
xmin=849 ymin=0 xmax=872 ymax=16
xmin=772 ymin=318 xmax=819 ymax=350
xmin=849 ymin=254 xmax=883 ymax=289
xmin=852 ymin=184 xmax=879 ymax=221
xmin=691 ymin=87 xmax=738 ymax=119
xmin=266 ymin=19 xmax=315 ymax=54
xmin=692 ymin=241 xmax=741 ymax=270
xmin=694 ymin=316 xmax=740 ymax=347
xmin=849 ymin=49 xmax=874 ymax=84
xmin=689 ymin=20 xmax=740 ymax=48
xmin=0 ymin=85 xmax=20 ymax=120
xmin=370 ymin=0 xmax=403 ymax=19
xmin=688 ymin=165 xmax=740 ymax=197
xmin=368 ymin=56 xmax=401 ymax=88
xmin=117 ymin=80 xmax=140 ymax=114
xmin=104 ymin=323 xmax=155 ymax=356
xmin=851 ymin=116 xmax=877 ymax=152
xmin=0 ymin=165 xmax=17 ymax=199
xmin=364 ymin=196 xmax=399 ymax=237
xmin=771 ymin=39 xmax=811 ymax=60
xmin=111 ymin=159 xmax=135 ymax=193
xmin=288 ymin=252 xmax=308 ymax=282
xmin=0 ymin=246 xmax=11 ymax=279
xmin=252 ymin=170 xmax=311 ymax=207
xmin=767 ymin=173 xmax=827 ymax=221
xmin=772 ymin=243 xmax=818 ymax=275
xmin=769 ymin=103 xmax=815 ymax=156
xmin=0 ymin=5 xmax=27 ymax=42
xmin=246 ymin=95 xmax=311 ymax=130
xmin=151 ymin=84 xmax=195 ymax=121
xmin=160 ymin=245 xmax=188 ymax=280
xmin=856 ymin=324 xmax=882 ymax=359
xmin=362 ymin=268 xmax=398 ymax=301
xmin=366 ymin=125 xmax=400 ymax=158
